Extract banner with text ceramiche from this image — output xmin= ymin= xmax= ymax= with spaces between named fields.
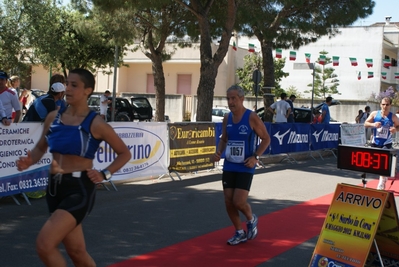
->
xmin=168 ymin=122 xmax=216 ymax=172
xmin=309 ymin=184 xmax=389 ymax=267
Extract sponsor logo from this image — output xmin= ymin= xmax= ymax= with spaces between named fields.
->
xmin=238 ymin=124 xmax=249 ymax=134
xmin=273 ymin=129 xmax=290 ymax=145
xmin=312 ymin=129 xmax=324 ymax=142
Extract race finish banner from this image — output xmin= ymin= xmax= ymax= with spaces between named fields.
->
xmin=168 ymin=122 xmax=216 ymax=172
xmin=309 ymin=184 xmax=390 ymax=267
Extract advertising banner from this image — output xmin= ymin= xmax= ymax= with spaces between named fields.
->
xmin=269 ymin=123 xmax=310 ymax=154
xmin=340 ymin=124 xmax=366 ymax=146
xmin=310 ymin=124 xmax=340 ymax=150
xmin=0 ymin=122 xmax=169 ymax=197
xmin=309 ymin=184 xmax=389 ymax=267
xmin=168 ymin=122 xmax=216 ymax=172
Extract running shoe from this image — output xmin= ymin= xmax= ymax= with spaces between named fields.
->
xmin=377 ymin=177 xmax=388 ymax=190
xmin=247 ymin=214 xmax=258 ymax=240
xmin=227 ymin=231 xmax=247 ymax=245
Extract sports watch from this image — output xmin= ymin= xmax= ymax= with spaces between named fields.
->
xmin=101 ymin=169 xmax=112 ymax=181
xmin=253 ymin=153 xmax=260 ymax=160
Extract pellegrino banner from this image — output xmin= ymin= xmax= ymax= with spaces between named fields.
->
xmin=0 ymin=122 xmax=169 ymax=197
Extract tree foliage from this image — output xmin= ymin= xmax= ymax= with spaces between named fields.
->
xmin=236 ymin=53 xmax=289 ymax=96
xmin=305 ymin=50 xmax=340 ymax=98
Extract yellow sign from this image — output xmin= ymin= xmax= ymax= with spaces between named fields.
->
xmin=309 ymin=184 xmax=389 ymax=267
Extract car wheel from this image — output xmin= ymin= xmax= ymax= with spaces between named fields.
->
xmin=115 ymin=112 xmax=131 ymax=122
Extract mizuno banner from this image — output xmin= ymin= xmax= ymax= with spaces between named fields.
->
xmin=310 ymin=124 xmax=340 ymax=150
xmin=270 ymin=123 xmax=310 ymax=154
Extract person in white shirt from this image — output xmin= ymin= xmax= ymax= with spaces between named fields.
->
xmin=0 ymin=99 xmax=10 ymax=125
xmin=100 ymin=90 xmax=111 ymax=121
xmin=0 ymin=71 xmax=21 ymax=123
xmin=267 ymin=93 xmax=291 ymax=123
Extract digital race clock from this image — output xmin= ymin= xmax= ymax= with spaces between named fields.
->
xmin=337 ymin=145 xmax=397 ymax=177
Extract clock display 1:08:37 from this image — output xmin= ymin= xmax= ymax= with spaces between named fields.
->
xmin=351 ymin=151 xmax=388 ymax=170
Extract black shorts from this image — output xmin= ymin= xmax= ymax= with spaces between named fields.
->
xmin=371 ymin=143 xmax=392 ymax=149
xmin=46 ymin=171 xmax=96 ymax=225
xmin=222 ymin=171 xmax=254 ymax=191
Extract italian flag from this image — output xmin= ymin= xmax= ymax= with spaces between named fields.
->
xmin=289 ymin=51 xmax=296 ymax=61
xmin=381 ymin=72 xmax=387 ymax=79
xmin=383 ymin=58 xmax=391 ymax=67
xmin=357 ymin=71 xmax=361 ymax=80
xmin=232 ymin=41 xmax=237 ymax=51
xmin=395 ymin=72 xmax=399 ymax=79
xmin=332 ymin=56 xmax=339 ymax=66
xmin=305 ymin=53 xmax=311 ymax=63
xmin=365 ymin=58 xmax=373 ymax=68
xmin=318 ymin=55 xmax=326 ymax=65
xmin=248 ymin=43 xmax=255 ymax=53
xmin=349 ymin=57 xmax=358 ymax=66
xmin=276 ymin=48 xmax=282 ymax=58
xmin=368 ymin=72 xmax=374 ymax=78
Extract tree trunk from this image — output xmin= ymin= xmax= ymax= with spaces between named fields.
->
xmin=260 ymin=41 xmax=275 ymax=122
xmin=151 ymin=54 xmax=166 ymax=122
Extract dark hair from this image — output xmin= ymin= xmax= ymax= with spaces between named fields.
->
xmin=326 ymin=96 xmax=333 ymax=102
xmin=69 ymin=68 xmax=95 ymax=96
xmin=365 ymin=106 xmax=370 ymax=111
xmin=290 ymin=95 xmax=296 ymax=99
xmin=280 ymin=92 xmax=287 ymax=98
xmin=105 ymin=90 xmax=111 ymax=94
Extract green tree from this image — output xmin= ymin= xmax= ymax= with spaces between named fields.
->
xmin=236 ymin=0 xmax=374 ymax=121
xmin=304 ymin=51 xmax=340 ymax=98
xmin=236 ymin=53 xmax=288 ymax=96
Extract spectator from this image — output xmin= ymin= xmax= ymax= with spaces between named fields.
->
xmin=50 ymin=74 xmax=67 ymax=109
xmin=23 ymin=83 xmax=65 ymax=122
xmin=355 ymin=109 xmax=363 ymax=123
xmin=0 ymin=71 xmax=21 ymax=123
xmin=267 ymin=93 xmax=291 ymax=123
xmin=0 ymin=99 xmax=10 ymax=125
xmin=312 ymin=109 xmax=322 ymax=124
xmin=320 ymin=96 xmax=332 ymax=124
xmin=286 ymin=95 xmax=296 ymax=123
xmin=100 ymin=90 xmax=111 ymax=120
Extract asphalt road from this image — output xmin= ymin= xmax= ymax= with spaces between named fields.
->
xmin=1 ymin=156 xmax=397 ymax=267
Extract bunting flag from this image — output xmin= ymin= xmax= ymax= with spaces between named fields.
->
xmin=395 ymin=72 xmax=399 ymax=79
xmin=305 ymin=53 xmax=311 ymax=63
xmin=383 ymin=58 xmax=391 ymax=67
xmin=319 ymin=55 xmax=326 ymax=65
xmin=349 ymin=57 xmax=358 ymax=66
xmin=365 ymin=58 xmax=373 ymax=68
xmin=357 ymin=71 xmax=361 ymax=80
xmin=276 ymin=48 xmax=282 ymax=58
xmin=232 ymin=41 xmax=237 ymax=51
xmin=248 ymin=43 xmax=255 ymax=53
xmin=381 ymin=72 xmax=387 ymax=79
xmin=368 ymin=72 xmax=374 ymax=78
xmin=332 ymin=56 xmax=339 ymax=66
xmin=289 ymin=51 xmax=296 ymax=61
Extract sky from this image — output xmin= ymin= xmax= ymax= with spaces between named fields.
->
xmin=353 ymin=0 xmax=399 ymax=26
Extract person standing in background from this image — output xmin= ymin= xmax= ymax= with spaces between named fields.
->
xmin=0 ymin=71 xmax=21 ymax=123
xmin=286 ymin=94 xmax=296 ymax=123
xmin=320 ymin=96 xmax=332 ymax=124
xmin=100 ymin=90 xmax=111 ymax=121
xmin=267 ymin=93 xmax=291 ymax=123
xmin=50 ymin=74 xmax=67 ymax=109
xmin=213 ymin=85 xmax=270 ymax=245
xmin=364 ymin=97 xmax=399 ymax=190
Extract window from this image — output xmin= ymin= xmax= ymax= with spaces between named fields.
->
xmin=147 ymin=74 xmax=155 ymax=93
xmin=177 ymin=74 xmax=191 ymax=95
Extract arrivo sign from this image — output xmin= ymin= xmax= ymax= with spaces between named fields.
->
xmin=337 ymin=145 xmax=396 ymax=177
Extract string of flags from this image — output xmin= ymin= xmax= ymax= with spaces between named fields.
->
xmin=230 ymin=43 xmax=399 ymax=80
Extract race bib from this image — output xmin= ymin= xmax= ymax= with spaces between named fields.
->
xmin=376 ymin=126 xmax=389 ymax=139
xmin=225 ymin=140 xmax=245 ymax=163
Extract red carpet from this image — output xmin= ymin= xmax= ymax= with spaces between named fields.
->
xmin=109 ymin=180 xmax=399 ymax=267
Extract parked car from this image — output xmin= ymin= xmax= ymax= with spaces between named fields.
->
xmin=88 ymin=95 xmax=153 ymax=122
xmin=256 ymin=100 xmax=340 ymax=123
xmin=192 ymin=106 xmax=230 ymax=122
